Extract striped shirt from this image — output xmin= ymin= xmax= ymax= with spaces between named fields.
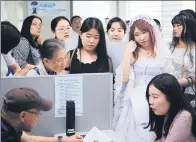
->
xmin=12 ymin=37 xmax=40 ymax=68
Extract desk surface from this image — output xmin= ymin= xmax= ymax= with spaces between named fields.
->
xmin=54 ymin=129 xmax=124 ymax=142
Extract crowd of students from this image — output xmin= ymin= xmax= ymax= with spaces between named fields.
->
xmin=1 ymin=9 xmax=196 ymax=142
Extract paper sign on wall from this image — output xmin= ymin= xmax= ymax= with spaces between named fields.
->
xmin=27 ymin=1 xmax=66 ymax=17
xmin=54 ymin=76 xmax=83 ymax=117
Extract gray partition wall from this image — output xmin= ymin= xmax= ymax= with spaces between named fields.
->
xmin=0 ymin=73 xmax=113 ymax=136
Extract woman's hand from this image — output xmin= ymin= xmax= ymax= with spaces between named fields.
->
xmin=36 ymin=35 xmax=44 ymax=45
xmin=57 ymin=70 xmax=69 ymax=75
xmin=25 ymin=64 xmax=35 ymax=70
xmin=122 ymin=40 xmax=136 ymax=83
xmin=15 ymin=67 xmax=30 ymax=76
xmin=124 ymin=40 xmax=137 ymax=54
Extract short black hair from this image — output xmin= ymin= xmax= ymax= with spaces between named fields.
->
xmin=153 ymin=19 xmax=161 ymax=27
xmin=1 ymin=21 xmax=21 ymax=54
xmin=125 ymin=20 xmax=130 ymax=24
xmin=106 ymin=17 xmax=126 ymax=32
xmin=70 ymin=15 xmax=82 ymax=24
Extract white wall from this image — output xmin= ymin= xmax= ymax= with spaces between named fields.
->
xmin=118 ymin=1 xmax=128 ymax=21
xmin=1 ymin=1 xmax=8 ymax=21
xmin=2 ymin=1 xmax=195 ymax=41
xmin=73 ymin=1 xmax=117 ymax=24
xmin=182 ymin=1 xmax=196 ymax=10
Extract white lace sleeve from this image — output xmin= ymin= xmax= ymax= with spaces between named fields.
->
xmin=114 ymin=63 xmax=135 ymax=103
xmin=114 ymin=64 xmax=125 ymax=101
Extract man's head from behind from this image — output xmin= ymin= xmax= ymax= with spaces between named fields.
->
xmin=71 ymin=15 xmax=82 ymax=33
xmin=1 ymin=21 xmax=22 ymax=54
xmin=1 ymin=88 xmax=52 ymax=132
xmin=153 ymin=19 xmax=162 ymax=31
xmin=105 ymin=17 xmax=110 ymax=26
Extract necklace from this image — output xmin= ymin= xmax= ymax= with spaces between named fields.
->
xmin=140 ymin=49 xmax=152 ymax=57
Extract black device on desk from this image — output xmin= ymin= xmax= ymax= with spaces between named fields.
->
xmin=66 ymin=100 xmax=75 ymax=136
xmin=81 ymin=134 xmax=86 ymax=138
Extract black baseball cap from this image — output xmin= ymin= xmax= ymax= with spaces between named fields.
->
xmin=2 ymin=88 xmax=53 ymax=113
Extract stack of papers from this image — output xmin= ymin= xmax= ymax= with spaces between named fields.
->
xmin=83 ymin=127 xmax=122 ymax=142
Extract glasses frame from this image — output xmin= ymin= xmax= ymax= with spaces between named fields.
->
xmin=55 ymin=27 xmax=72 ymax=33
xmin=26 ymin=110 xmax=42 ymax=115
xmin=31 ymin=23 xmax=43 ymax=29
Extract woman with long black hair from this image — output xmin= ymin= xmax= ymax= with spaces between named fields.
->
xmin=12 ymin=15 xmax=43 ymax=69
xmin=145 ymin=73 xmax=196 ymax=141
xmin=170 ymin=10 xmax=196 ymax=107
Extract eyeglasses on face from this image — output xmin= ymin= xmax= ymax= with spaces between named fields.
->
xmin=26 ymin=110 xmax=42 ymax=115
xmin=56 ymin=27 xmax=71 ymax=33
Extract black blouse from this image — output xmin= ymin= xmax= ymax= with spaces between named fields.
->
xmin=66 ymin=49 xmax=110 ymax=74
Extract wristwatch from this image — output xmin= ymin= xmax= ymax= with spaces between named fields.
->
xmin=58 ymin=136 xmax=62 ymax=142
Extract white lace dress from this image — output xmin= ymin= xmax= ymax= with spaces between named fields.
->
xmin=112 ymin=56 xmax=174 ymax=142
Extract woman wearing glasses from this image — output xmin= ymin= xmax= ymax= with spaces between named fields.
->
xmin=51 ymin=16 xmax=77 ymax=52
xmin=51 ymin=16 xmax=72 ymax=41
xmin=12 ymin=15 xmax=43 ymax=69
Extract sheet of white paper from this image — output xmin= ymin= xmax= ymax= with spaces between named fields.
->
xmin=83 ymin=127 xmax=113 ymax=142
xmin=102 ymin=130 xmax=124 ymax=142
xmin=55 ymin=76 xmax=83 ymax=117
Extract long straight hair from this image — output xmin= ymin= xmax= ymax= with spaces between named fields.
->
xmin=145 ymin=73 xmax=196 ymax=140
xmin=170 ymin=12 xmax=196 ymax=68
xmin=21 ymin=15 xmax=42 ymax=49
xmin=77 ymin=17 xmax=109 ymax=72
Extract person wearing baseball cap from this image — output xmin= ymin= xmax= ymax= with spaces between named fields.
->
xmin=1 ymin=88 xmax=83 ymax=142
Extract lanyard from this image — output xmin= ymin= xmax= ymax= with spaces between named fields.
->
xmin=1 ymin=121 xmax=8 ymax=130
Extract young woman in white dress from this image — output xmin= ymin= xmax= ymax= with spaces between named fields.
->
xmin=112 ymin=15 xmax=175 ymax=142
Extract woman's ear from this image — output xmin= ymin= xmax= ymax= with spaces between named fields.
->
xmin=43 ymin=58 xmax=49 ymax=65
xmin=52 ymin=30 xmax=56 ymax=38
